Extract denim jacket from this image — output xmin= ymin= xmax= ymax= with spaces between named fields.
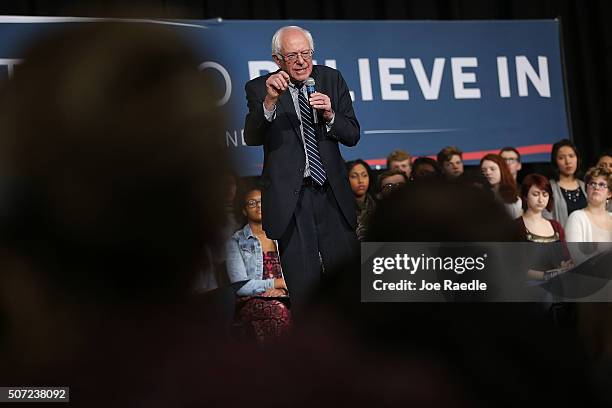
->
xmin=225 ymin=223 xmax=278 ymax=296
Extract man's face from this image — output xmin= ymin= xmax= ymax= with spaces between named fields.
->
xmin=273 ymin=29 xmax=313 ymax=83
xmin=442 ymin=154 xmax=464 ymax=178
xmin=380 ymin=174 xmax=406 ymax=198
xmin=500 ymin=150 xmax=522 ymax=180
xmin=390 ymin=159 xmax=411 ymax=178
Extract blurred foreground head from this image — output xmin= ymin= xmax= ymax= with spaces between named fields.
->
xmin=0 ymin=23 xmax=228 ymax=304
xmin=366 ymin=179 xmax=522 ymax=242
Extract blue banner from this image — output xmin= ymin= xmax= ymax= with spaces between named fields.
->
xmin=0 ymin=17 xmax=569 ymax=175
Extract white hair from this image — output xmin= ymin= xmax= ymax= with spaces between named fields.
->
xmin=271 ymin=26 xmax=314 ymax=57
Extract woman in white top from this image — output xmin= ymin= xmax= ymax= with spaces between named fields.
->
xmin=480 ymin=154 xmax=522 ymax=219
xmin=565 ymin=166 xmax=612 ymax=264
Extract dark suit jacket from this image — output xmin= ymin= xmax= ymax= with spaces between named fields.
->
xmin=244 ymin=65 xmax=360 ymax=238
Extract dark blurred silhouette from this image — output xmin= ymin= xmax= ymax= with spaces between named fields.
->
xmin=0 ymin=20 xmax=234 ymax=405
xmin=302 ymin=180 xmax=603 ymax=408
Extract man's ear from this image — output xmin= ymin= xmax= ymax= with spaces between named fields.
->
xmin=272 ymin=55 xmax=282 ymax=69
xmin=517 ymin=162 xmax=523 ymax=171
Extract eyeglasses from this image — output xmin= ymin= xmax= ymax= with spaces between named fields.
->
xmin=587 ymin=182 xmax=609 ymax=190
xmin=245 ymin=199 xmax=262 ymax=208
xmin=504 ymin=157 xmax=519 ymax=163
xmin=280 ymin=50 xmax=314 ymax=63
xmin=382 ymin=182 xmax=404 ymax=191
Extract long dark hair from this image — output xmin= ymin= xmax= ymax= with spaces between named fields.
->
xmin=550 ymin=138 xmax=581 ymax=180
xmin=346 ymin=158 xmax=374 ymax=195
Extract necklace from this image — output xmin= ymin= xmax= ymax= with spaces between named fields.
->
xmin=560 ymin=186 xmax=580 ymax=203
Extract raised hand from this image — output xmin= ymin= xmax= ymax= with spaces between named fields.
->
xmin=264 ymin=71 xmax=291 ymax=110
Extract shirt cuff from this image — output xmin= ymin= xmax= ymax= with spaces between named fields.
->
xmin=263 ymin=102 xmax=276 ymax=122
xmin=325 ymin=113 xmax=335 ymax=132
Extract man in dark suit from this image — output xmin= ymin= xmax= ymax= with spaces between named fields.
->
xmin=244 ymin=25 xmax=360 ymax=312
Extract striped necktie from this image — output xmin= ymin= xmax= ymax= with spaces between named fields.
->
xmin=298 ymin=84 xmax=326 ymax=186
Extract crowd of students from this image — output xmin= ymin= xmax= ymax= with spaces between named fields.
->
xmin=222 ymin=139 xmax=612 ymax=344
xmin=345 ymin=141 xmax=612 ymax=249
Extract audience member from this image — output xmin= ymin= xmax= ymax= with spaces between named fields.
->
xmin=516 ymin=174 xmax=572 ymax=280
xmin=499 ymin=146 xmax=522 ymax=183
xmin=377 ymin=168 xmax=408 ymax=199
xmin=548 ymin=139 xmax=586 ymax=226
xmin=595 ymin=150 xmax=612 ymax=171
xmin=480 ymin=154 xmax=522 ymax=218
xmin=411 ymin=156 xmax=442 ymax=181
xmin=565 ymin=166 xmax=612 ymax=263
xmin=346 ymin=159 xmax=376 ymax=241
xmin=596 ymin=150 xmax=612 ymax=212
xmin=386 ymin=149 xmax=412 ymax=178
xmin=195 ymin=169 xmax=241 ymax=291
xmin=437 ymin=146 xmax=464 ymax=179
xmin=225 ymin=186 xmax=292 ymax=343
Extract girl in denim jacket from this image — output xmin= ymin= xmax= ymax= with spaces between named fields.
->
xmin=225 ymin=187 xmax=291 ymax=341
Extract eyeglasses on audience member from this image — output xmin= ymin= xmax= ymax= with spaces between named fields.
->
xmin=587 ymin=181 xmax=609 ymax=190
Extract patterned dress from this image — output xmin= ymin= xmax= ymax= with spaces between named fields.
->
xmin=234 ymin=251 xmax=292 ymax=343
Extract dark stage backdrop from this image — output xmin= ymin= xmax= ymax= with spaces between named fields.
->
xmin=0 ymin=0 xmax=609 ymax=167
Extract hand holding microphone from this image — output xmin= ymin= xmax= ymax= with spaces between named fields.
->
xmin=305 ymin=77 xmax=334 ymax=123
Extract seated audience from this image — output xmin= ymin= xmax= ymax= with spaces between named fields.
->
xmin=499 ymin=146 xmax=522 ymax=183
xmin=480 ymin=154 xmax=522 ymax=218
xmin=548 ymin=139 xmax=586 ymax=225
xmin=346 ymin=159 xmax=376 ymax=241
xmin=386 ymin=149 xmax=412 ymax=178
xmin=226 ymin=186 xmax=291 ymax=342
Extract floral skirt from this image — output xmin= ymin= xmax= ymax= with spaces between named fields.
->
xmin=233 ymin=296 xmax=292 ymax=343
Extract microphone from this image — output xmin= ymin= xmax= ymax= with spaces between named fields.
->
xmin=305 ymin=77 xmax=318 ymax=124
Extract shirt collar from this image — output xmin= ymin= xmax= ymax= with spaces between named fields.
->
xmin=241 ymin=223 xmax=257 ymax=240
